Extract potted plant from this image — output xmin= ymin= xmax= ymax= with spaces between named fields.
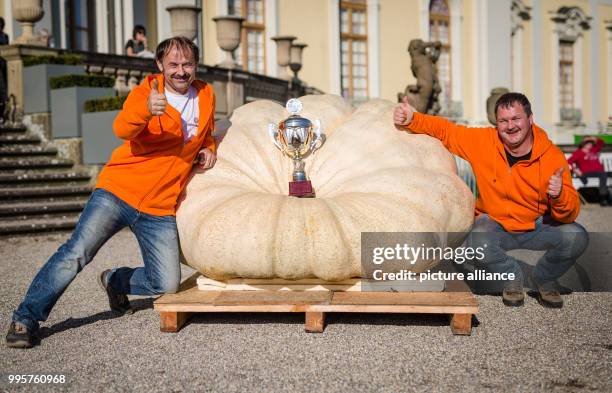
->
xmin=81 ymin=96 xmax=127 ymax=164
xmin=49 ymin=74 xmax=115 ymax=138
xmin=22 ymin=54 xmax=85 ymax=114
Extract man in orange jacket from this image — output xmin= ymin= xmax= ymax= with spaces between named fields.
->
xmin=7 ymin=37 xmax=216 ymax=348
xmin=394 ymin=92 xmax=588 ymax=308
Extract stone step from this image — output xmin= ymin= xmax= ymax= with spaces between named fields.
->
xmin=0 ymin=185 xmax=93 ymax=200
xmin=0 ymin=157 xmax=74 ymax=170
xmin=0 ymin=199 xmax=88 ymax=217
xmin=0 ymin=125 xmax=27 ymax=134
xmin=0 ymin=213 xmax=81 ymax=235
xmin=0 ymin=171 xmax=91 ymax=185
xmin=0 ymin=134 xmax=41 ymax=144
xmin=0 ymin=145 xmax=58 ymax=156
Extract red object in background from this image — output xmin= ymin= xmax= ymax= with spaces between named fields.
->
xmin=568 ymin=138 xmax=605 ymax=173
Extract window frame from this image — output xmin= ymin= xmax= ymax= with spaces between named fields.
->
xmin=429 ymin=0 xmax=451 ymax=105
xmin=340 ymin=0 xmax=369 ymax=101
xmin=230 ymin=0 xmax=267 ymax=74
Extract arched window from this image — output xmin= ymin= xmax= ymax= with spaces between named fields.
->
xmin=429 ymin=0 xmax=451 ymax=109
xmin=228 ymin=0 xmax=266 ymax=74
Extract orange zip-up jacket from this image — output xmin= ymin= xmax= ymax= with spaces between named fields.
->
xmin=95 ymin=74 xmax=216 ymax=216
xmin=405 ymin=112 xmax=580 ymax=232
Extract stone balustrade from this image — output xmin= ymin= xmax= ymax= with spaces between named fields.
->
xmin=0 ymin=44 xmax=316 ymax=121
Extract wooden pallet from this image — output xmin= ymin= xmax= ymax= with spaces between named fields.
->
xmin=154 ymin=274 xmax=479 ymax=335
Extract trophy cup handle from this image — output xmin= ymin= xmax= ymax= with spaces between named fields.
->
xmin=268 ymin=123 xmax=283 ymax=151
xmin=310 ymin=119 xmax=325 ymax=152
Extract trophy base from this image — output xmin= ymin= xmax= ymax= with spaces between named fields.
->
xmin=289 ymin=180 xmax=315 ymax=198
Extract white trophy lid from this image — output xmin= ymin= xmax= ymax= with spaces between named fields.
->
xmin=286 ymin=98 xmax=303 ymax=115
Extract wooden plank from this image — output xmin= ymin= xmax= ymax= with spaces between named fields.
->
xmin=213 ymin=291 xmax=332 ymax=306
xmin=305 ymin=311 xmax=326 ymax=333
xmin=308 ymin=304 xmax=477 ymax=314
xmin=154 ymin=288 xmax=221 ymax=306
xmin=330 ymin=292 xmax=478 ymax=307
xmin=160 ymin=311 xmax=191 ymax=333
xmin=450 ymin=313 xmax=473 ymax=335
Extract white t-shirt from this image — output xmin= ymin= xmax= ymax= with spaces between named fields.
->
xmin=165 ymin=86 xmax=199 ymax=143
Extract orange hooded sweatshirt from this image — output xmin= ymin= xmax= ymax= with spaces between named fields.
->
xmin=95 ymin=74 xmax=216 ymax=216
xmin=405 ymin=112 xmax=580 ymax=232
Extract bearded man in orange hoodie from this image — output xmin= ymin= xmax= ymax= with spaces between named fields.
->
xmin=393 ymin=92 xmax=588 ymax=309
xmin=7 ymin=37 xmax=217 ymax=349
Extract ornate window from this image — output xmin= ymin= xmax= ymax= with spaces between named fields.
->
xmin=550 ymin=6 xmax=592 ymax=121
xmin=228 ymin=0 xmax=266 ymax=74
xmin=340 ymin=0 xmax=368 ymax=102
xmin=429 ymin=0 xmax=451 ymax=108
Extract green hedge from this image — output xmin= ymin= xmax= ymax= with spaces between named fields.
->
xmin=23 ymin=54 xmax=83 ymax=67
xmin=84 ymin=95 xmax=127 ymax=113
xmin=50 ymin=74 xmax=115 ymax=89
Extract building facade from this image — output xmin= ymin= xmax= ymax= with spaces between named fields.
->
xmin=2 ymin=0 xmax=611 ymax=140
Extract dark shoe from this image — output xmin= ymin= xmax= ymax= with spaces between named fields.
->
xmin=600 ymin=198 xmax=608 ymax=207
xmin=6 ymin=322 xmax=34 ymax=349
xmin=535 ymin=280 xmax=563 ymax=308
xmin=502 ymin=279 xmax=525 ymax=307
xmin=98 ymin=270 xmax=133 ymax=315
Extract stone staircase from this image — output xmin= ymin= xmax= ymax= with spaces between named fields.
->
xmin=0 ymin=125 xmax=93 ymax=236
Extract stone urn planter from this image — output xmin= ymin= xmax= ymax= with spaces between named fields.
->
xmin=12 ymin=0 xmax=44 ymax=45
xmin=166 ymin=5 xmax=201 ymax=40
xmin=213 ymin=15 xmax=245 ymax=69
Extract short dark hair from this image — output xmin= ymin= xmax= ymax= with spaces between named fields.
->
xmin=579 ymin=139 xmax=596 ymax=149
xmin=133 ymin=25 xmax=146 ymax=39
xmin=155 ymin=36 xmax=199 ymax=64
xmin=494 ymin=92 xmax=533 ymax=118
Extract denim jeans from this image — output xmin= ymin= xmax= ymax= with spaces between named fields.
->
xmin=12 ymin=188 xmax=180 ymax=331
xmin=466 ymin=214 xmax=589 ymax=286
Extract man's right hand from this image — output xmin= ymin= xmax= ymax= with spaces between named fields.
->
xmin=148 ymin=79 xmax=167 ymax=116
xmin=393 ymin=97 xmax=415 ymax=127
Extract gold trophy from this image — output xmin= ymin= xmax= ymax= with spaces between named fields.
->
xmin=268 ymin=99 xmax=325 ymax=197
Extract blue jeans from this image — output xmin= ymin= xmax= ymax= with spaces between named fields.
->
xmin=466 ymin=214 xmax=589 ymax=285
xmin=12 ymin=188 xmax=180 ymax=331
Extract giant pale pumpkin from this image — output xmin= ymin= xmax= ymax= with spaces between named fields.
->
xmin=177 ymin=95 xmax=474 ymax=281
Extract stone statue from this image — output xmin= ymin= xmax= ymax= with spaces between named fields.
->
xmin=2 ymin=94 xmax=23 ymax=127
xmin=398 ymin=39 xmax=442 ymax=115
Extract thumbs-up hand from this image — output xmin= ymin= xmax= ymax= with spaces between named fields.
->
xmin=548 ymin=167 xmax=564 ymax=199
xmin=148 ymin=79 xmax=167 ymax=116
xmin=393 ymin=96 xmax=415 ymax=127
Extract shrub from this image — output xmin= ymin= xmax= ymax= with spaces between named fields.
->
xmin=50 ymin=74 xmax=115 ymax=89
xmin=23 ymin=54 xmax=83 ymax=67
xmin=84 ymin=96 xmax=127 ymax=113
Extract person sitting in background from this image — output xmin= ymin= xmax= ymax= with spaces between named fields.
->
xmin=125 ymin=25 xmax=154 ymax=58
xmin=568 ymin=136 xmax=611 ymax=206
xmin=0 ymin=17 xmax=9 ymax=45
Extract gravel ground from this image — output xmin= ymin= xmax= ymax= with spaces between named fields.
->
xmin=0 ymin=205 xmax=611 ymax=393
